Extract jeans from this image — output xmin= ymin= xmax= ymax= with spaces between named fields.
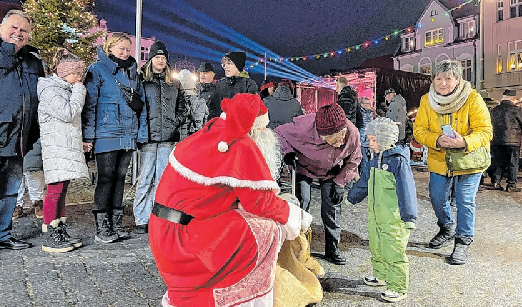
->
xmin=133 ymin=142 xmax=174 ymax=225
xmin=93 ymin=150 xmax=133 ymax=213
xmin=17 ymin=170 xmax=45 ymax=207
xmin=429 ymin=172 xmax=482 ymax=237
xmin=43 ymin=181 xmax=69 ymax=224
xmin=296 ymin=174 xmax=344 ymax=255
xmin=0 ymin=157 xmax=23 ymax=241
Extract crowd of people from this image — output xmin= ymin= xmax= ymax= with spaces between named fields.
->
xmin=1 ymin=8 xmax=520 ymax=306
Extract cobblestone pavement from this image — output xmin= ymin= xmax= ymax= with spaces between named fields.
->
xmin=3 ymin=169 xmax=522 ymax=307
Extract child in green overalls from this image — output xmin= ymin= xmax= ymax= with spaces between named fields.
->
xmin=347 ymin=117 xmax=418 ymax=302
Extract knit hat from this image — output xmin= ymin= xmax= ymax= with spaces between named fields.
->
xmin=149 ymin=41 xmax=169 ymax=60
xmin=315 ymin=103 xmax=348 ymax=136
xmin=385 ymin=88 xmax=396 ymax=95
xmin=218 ymin=93 xmax=268 ymax=152
xmin=503 ymin=89 xmax=517 ymax=97
xmin=177 ymin=69 xmax=195 ymax=90
xmin=278 ymin=79 xmax=294 ymax=91
xmin=197 ymin=62 xmax=215 ymax=72
xmin=223 ymin=51 xmax=246 ymax=72
xmin=365 ymin=117 xmax=399 ymax=152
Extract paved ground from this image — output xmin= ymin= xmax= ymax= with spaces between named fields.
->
xmin=3 ymin=169 xmax=522 ymax=307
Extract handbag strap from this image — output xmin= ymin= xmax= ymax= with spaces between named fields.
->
xmin=437 ymin=113 xmax=454 ymax=128
xmin=113 ymin=73 xmax=140 ymax=94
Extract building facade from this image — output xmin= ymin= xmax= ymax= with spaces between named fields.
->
xmin=393 ymin=0 xmax=481 ymax=89
xmin=482 ymin=0 xmax=522 ymax=100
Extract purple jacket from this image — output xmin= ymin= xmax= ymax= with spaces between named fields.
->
xmin=275 ymin=113 xmax=362 ymax=187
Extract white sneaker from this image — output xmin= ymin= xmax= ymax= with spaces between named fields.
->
xmin=363 ymin=276 xmax=386 ymax=287
xmin=381 ymin=290 xmax=407 ymax=302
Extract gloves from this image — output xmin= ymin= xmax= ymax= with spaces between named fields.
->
xmin=301 ymin=210 xmax=312 ymax=231
xmin=283 ymin=152 xmax=297 ymax=166
xmin=326 ymin=164 xmax=342 ymax=176
xmin=330 ymin=182 xmax=345 ymax=204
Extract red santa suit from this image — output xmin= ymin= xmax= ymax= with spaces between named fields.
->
xmin=149 ymin=94 xmax=304 ymax=307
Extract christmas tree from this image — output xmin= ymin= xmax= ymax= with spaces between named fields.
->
xmin=22 ymin=0 xmax=103 ymax=66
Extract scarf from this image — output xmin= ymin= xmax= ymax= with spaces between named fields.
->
xmin=109 ymin=54 xmax=135 ymax=70
xmin=428 ymin=80 xmax=471 ymax=114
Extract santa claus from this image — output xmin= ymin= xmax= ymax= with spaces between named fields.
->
xmin=149 ymin=93 xmax=311 ymax=307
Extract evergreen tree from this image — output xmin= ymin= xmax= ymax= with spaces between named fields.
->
xmin=22 ymin=0 xmax=103 ymax=66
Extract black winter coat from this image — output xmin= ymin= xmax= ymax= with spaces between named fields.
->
xmin=0 ymin=41 xmax=44 ymax=157
xmin=210 ymin=76 xmax=258 ymax=119
xmin=143 ymin=73 xmax=187 ymax=143
xmin=336 ymin=86 xmax=357 ymax=125
xmin=263 ymin=86 xmax=303 ymax=129
xmin=198 ymin=82 xmax=219 ymax=119
xmin=490 ymin=99 xmax=522 ymax=146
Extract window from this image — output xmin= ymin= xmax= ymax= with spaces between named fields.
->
xmin=421 ymin=65 xmax=431 ymax=74
xmin=461 ymin=59 xmax=472 ymax=81
xmin=141 ymin=46 xmax=149 ymax=62
xmin=402 ymin=36 xmax=415 ymax=52
xmin=498 ymin=1 xmax=504 ymax=21
xmin=510 ymin=0 xmax=522 ymax=18
xmin=425 ymin=28 xmax=444 ymax=47
xmin=497 ymin=44 xmax=503 ymax=73
xmin=508 ymin=41 xmax=522 ymax=71
xmin=460 ymin=20 xmax=476 ymax=39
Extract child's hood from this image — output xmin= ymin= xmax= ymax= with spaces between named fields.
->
xmin=37 ymin=75 xmax=71 ymax=97
xmin=381 ymin=144 xmax=409 ymax=161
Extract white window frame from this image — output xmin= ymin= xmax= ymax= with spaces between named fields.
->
xmin=460 ymin=20 xmax=476 ymax=39
xmin=141 ymin=46 xmax=149 ymax=62
xmin=508 ymin=40 xmax=522 ymax=71
xmin=461 ymin=59 xmax=473 ymax=82
xmin=402 ymin=35 xmax=415 ymax=52
xmin=420 ymin=65 xmax=432 ymax=75
xmin=498 ymin=1 xmax=504 ymax=21
xmin=497 ymin=44 xmax=503 ymax=73
xmin=425 ymin=28 xmax=444 ymax=47
xmin=510 ymin=0 xmax=522 ymax=18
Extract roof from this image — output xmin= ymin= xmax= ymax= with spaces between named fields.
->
xmin=438 ymin=0 xmax=479 ymax=19
xmin=359 ymin=54 xmax=395 ymax=70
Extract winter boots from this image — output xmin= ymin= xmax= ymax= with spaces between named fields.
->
xmin=94 ymin=213 xmax=119 ymax=243
xmin=505 ymin=183 xmax=521 ymax=192
xmin=449 ymin=236 xmax=473 ymax=265
xmin=57 ymin=217 xmax=82 ymax=248
xmin=34 ymin=200 xmax=44 ymax=219
xmin=428 ymin=223 xmax=455 ymax=249
xmin=111 ymin=209 xmax=130 ymax=239
xmin=42 ymin=220 xmax=74 ymax=253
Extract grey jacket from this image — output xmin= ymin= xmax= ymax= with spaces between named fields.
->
xmin=386 ymin=94 xmax=408 ymax=142
xmin=37 ymin=76 xmax=88 ymax=184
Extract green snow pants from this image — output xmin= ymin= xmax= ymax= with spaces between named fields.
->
xmin=368 ymin=167 xmax=410 ymax=294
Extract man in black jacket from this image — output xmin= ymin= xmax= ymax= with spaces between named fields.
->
xmin=335 ymin=77 xmax=357 ymax=125
xmin=196 ymin=62 xmax=219 ymax=119
xmin=489 ymin=89 xmax=522 ymax=192
xmin=0 ymin=10 xmax=44 ymax=250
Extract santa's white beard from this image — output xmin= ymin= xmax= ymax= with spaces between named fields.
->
xmin=249 ymin=128 xmax=282 ymax=181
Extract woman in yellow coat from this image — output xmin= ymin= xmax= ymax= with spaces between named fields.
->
xmin=413 ymin=60 xmax=492 ymax=265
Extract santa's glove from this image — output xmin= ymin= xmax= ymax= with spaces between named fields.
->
xmin=301 ymin=210 xmax=312 ymax=231
xmin=278 ymin=193 xmax=300 ymax=207
xmin=283 ymin=201 xmax=303 ymax=241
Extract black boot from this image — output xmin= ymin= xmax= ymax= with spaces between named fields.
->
xmin=449 ymin=236 xmax=473 ymax=265
xmin=57 ymin=218 xmax=82 ymax=248
xmin=95 ymin=213 xmax=119 ymax=243
xmin=111 ymin=209 xmax=130 ymax=239
xmin=42 ymin=221 xmax=75 ymax=253
xmin=506 ymin=183 xmax=521 ymax=192
xmin=324 ymin=237 xmax=346 ymax=265
xmin=428 ymin=223 xmax=455 ymax=249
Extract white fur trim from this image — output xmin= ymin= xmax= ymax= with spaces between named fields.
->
xmin=252 ymin=112 xmax=269 ymax=131
xmin=283 ymin=202 xmax=302 ymax=241
xmin=220 ymin=112 xmax=227 ymax=120
xmin=169 ymin=149 xmax=280 ymax=191
xmin=218 ymin=141 xmax=229 ymax=153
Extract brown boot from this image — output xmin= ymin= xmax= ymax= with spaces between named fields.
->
xmin=12 ymin=206 xmax=25 ymax=220
xmin=34 ymin=200 xmax=44 ymax=219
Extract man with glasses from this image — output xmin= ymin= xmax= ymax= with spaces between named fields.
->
xmin=275 ymin=103 xmax=362 ymax=265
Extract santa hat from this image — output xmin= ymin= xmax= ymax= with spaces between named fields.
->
xmin=218 ymin=93 xmax=268 ymax=153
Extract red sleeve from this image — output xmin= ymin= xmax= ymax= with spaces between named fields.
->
xmin=233 ymin=187 xmax=290 ymax=224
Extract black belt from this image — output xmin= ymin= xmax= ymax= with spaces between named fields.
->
xmin=152 ymin=202 xmax=193 ymax=225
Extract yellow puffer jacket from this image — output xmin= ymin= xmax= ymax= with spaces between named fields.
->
xmin=413 ymin=89 xmax=492 ymax=176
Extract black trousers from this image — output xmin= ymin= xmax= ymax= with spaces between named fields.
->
xmin=490 ymin=145 xmax=520 ymax=185
xmin=93 ymin=150 xmax=133 ymax=213
xmin=296 ymin=173 xmax=344 ymax=256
